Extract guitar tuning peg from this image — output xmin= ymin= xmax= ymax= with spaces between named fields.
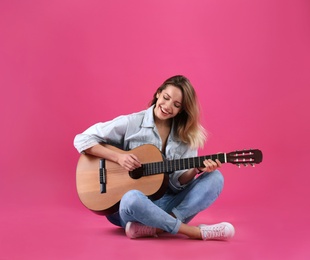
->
xmin=251 ymin=163 xmax=255 ymax=167
xmin=243 ymin=163 xmax=248 ymax=167
xmin=237 ymin=164 xmax=240 ymax=168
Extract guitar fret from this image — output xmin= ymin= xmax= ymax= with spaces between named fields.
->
xmin=156 ymin=162 xmax=160 ymax=173
xmin=195 ymin=157 xmax=199 ymax=166
xmin=148 ymin=163 xmax=151 ymax=175
xmin=181 ymin=159 xmax=185 ymax=171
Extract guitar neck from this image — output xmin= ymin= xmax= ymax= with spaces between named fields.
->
xmin=142 ymin=153 xmax=226 ymax=175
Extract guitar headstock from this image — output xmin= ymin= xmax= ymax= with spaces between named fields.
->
xmin=227 ymin=149 xmax=263 ymax=167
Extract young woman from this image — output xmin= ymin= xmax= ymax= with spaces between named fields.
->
xmin=74 ymin=75 xmax=235 ymax=240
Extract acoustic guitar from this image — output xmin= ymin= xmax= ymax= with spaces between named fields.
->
xmin=76 ymin=144 xmax=262 ymax=215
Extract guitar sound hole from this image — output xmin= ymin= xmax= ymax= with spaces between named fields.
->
xmin=129 ymin=167 xmax=144 ymax=179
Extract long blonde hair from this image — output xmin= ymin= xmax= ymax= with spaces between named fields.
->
xmin=150 ymin=75 xmax=207 ymax=148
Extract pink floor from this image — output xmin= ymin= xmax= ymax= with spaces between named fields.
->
xmin=1 ymin=155 xmax=309 ymax=260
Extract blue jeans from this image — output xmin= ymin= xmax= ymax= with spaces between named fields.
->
xmin=106 ymin=170 xmax=224 ymax=234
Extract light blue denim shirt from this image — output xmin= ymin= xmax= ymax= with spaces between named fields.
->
xmin=74 ymin=105 xmax=198 ymax=192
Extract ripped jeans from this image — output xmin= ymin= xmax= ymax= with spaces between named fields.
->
xmin=106 ymin=170 xmax=224 ymax=234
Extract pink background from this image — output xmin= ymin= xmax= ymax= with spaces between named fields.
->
xmin=1 ymin=0 xmax=309 ymax=259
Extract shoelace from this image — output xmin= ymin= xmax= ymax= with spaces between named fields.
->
xmin=134 ymin=224 xmax=155 ymax=236
xmin=201 ymin=225 xmax=226 ymax=239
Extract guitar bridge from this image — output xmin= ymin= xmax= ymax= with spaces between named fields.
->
xmin=99 ymin=159 xmax=107 ymax=193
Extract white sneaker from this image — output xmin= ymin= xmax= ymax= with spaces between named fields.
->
xmin=198 ymin=222 xmax=235 ymax=240
xmin=125 ymin=222 xmax=157 ymax=239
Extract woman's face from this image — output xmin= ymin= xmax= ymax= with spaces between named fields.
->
xmin=154 ymin=84 xmax=183 ymax=123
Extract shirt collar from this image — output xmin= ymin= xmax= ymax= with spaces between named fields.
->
xmin=141 ymin=105 xmax=156 ymax=128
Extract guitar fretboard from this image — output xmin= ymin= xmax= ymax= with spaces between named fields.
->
xmin=142 ymin=153 xmax=227 ymax=176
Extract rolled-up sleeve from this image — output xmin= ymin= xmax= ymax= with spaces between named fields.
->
xmin=73 ymin=116 xmax=129 ymax=153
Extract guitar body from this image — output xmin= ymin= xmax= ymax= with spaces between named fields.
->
xmin=76 ymin=144 xmax=168 ymax=215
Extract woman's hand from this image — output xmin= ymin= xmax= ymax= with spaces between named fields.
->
xmin=198 ymin=159 xmax=222 ymax=173
xmin=117 ymin=153 xmax=141 ymax=171
xmin=179 ymin=159 xmax=222 ymax=185
xmin=84 ymin=144 xmax=142 ymax=172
